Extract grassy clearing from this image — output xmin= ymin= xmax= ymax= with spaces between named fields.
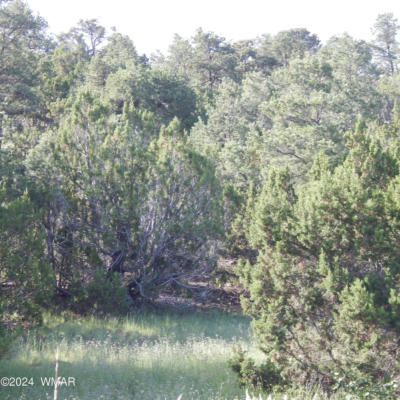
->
xmin=0 ymin=310 xmax=254 ymax=400
xmin=0 ymin=309 xmax=353 ymax=400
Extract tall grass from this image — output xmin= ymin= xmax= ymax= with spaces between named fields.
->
xmin=0 ymin=310 xmax=353 ymax=400
xmin=0 ymin=310 xmax=254 ymax=400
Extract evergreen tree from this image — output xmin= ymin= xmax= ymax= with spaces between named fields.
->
xmin=233 ymin=120 xmax=400 ymax=395
xmin=27 ymin=91 xmax=222 ymax=303
xmin=372 ymin=13 xmax=400 ymax=76
xmin=0 ymin=0 xmax=50 ymax=140
xmin=258 ymin=28 xmax=320 ymax=67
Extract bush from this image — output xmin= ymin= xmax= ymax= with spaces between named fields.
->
xmin=234 ymin=122 xmax=400 ymax=394
xmin=74 ymin=269 xmax=130 ymax=316
xmin=0 ymin=320 xmax=12 ymax=359
xmin=332 ymin=371 xmax=399 ymax=399
xmin=229 ymin=345 xmax=284 ymax=392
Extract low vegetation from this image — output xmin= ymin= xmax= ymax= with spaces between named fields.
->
xmin=0 ymin=311 xmax=253 ymax=400
xmin=0 ymin=311 xmax=373 ymax=400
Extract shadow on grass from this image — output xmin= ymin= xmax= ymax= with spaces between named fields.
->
xmin=0 ymin=353 xmax=242 ymax=400
xmin=0 ymin=310 xmax=251 ymax=399
xmin=36 ymin=308 xmax=251 ymax=344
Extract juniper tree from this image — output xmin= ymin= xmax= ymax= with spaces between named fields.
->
xmin=233 ymin=120 xmax=400 ymax=395
xmin=27 ymin=91 xmax=222 ymax=304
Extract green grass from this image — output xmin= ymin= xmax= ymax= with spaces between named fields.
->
xmin=0 ymin=310 xmax=255 ymax=400
xmin=0 ymin=309 xmax=356 ymax=400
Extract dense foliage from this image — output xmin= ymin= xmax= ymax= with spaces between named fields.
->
xmin=1 ymin=0 xmax=400 ymax=395
xmin=232 ymin=120 xmax=400 ymax=396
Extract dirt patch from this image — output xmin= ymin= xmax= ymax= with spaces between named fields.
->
xmin=154 ymin=281 xmax=245 ymax=312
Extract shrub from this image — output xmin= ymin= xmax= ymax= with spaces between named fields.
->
xmin=234 ymin=121 xmax=400 ymax=395
xmin=229 ymin=345 xmax=284 ymax=392
xmin=74 ymin=269 xmax=130 ymax=316
xmin=0 ymin=312 xmax=12 ymax=359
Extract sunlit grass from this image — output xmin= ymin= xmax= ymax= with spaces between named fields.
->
xmin=0 ymin=310 xmax=354 ymax=400
xmin=0 ymin=310 xmax=255 ymax=400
